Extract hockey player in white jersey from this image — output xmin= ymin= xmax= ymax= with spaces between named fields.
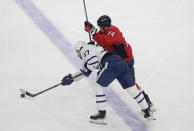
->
xmin=61 ymin=41 xmax=155 ymax=124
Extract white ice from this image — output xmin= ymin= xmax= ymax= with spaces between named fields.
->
xmin=0 ymin=0 xmax=194 ymax=131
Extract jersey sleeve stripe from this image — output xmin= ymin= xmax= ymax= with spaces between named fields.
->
xmin=86 ymin=56 xmax=97 ymax=63
xmin=88 ymin=61 xmax=99 ymax=65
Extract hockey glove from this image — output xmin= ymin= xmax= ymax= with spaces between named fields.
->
xmin=80 ymin=63 xmax=92 ymax=77
xmin=84 ymin=21 xmax=97 ymax=36
xmin=61 ymin=74 xmax=74 ymax=86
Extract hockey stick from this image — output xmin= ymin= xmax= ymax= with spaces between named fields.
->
xmin=83 ymin=0 xmax=92 ymax=41
xmin=19 ymin=83 xmax=61 ymax=98
xmin=19 ymin=73 xmax=83 ymax=98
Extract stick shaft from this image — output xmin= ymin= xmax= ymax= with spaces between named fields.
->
xmin=83 ymin=0 xmax=89 ymax=21
xmin=24 ymin=73 xmax=83 ymax=97
xmin=32 ymin=83 xmax=61 ymax=97
xmin=83 ymin=0 xmax=91 ymax=41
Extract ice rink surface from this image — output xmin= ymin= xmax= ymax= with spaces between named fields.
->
xmin=0 ymin=0 xmax=194 ymax=131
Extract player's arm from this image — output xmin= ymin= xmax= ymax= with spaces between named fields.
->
xmin=80 ymin=47 xmax=99 ymax=76
xmin=84 ymin=21 xmax=121 ymax=46
xmin=84 ymin=21 xmax=118 ymax=46
xmin=61 ymin=72 xmax=84 ymax=86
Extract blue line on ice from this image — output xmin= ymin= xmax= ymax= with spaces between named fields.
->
xmin=15 ymin=0 xmax=149 ymax=130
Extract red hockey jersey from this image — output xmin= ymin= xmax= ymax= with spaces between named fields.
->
xmin=93 ymin=25 xmax=133 ymax=61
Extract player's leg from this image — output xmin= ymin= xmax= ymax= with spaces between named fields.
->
xmin=135 ymin=83 xmax=156 ymax=112
xmin=96 ymin=62 xmax=117 ymax=87
xmin=125 ymin=85 xmax=155 ymax=119
xmin=117 ymin=71 xmax=148 ymax=110
xmin=126 ymin=60 xmax=155 ymax=112
xmin=91 ymin=62 xmax=117 ymax=124
xmin=117 ymin=61 xmax=155 ymax=119
xmin=89 ymin=84 xmax=107 ymax=124
xmin=98 ymin=58 xmax=145 ymax=110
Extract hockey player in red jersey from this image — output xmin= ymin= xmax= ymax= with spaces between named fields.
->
xmin=84 ymin=15 xmax=156 ymax=112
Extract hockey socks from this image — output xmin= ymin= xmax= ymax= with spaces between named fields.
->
xmin=89 ymin=84 xmax=107 ymax=124
xmin=126 ymin=85 xmax=156 ymax=119
xmin=126 ymin=85 xmax=148 ymax=110
xmin=95 ymin=84 xmax=106 ymax=111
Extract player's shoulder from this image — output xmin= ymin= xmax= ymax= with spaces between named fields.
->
xmin=105 ymin=25 xmax=120 ymax=34
xmin=82 ymin=44 xmax=104 ymax=52
xmin=96 ymin=44 xmax=105 ymax=50
xmin=109 ymin=25 xmax=120 ymax=31
xmin=84 ymin=44 xmax=95 ymax=49
xmin=80 ymin=44 xmax=95 ymax=53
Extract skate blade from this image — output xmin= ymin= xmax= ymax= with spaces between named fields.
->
xmin=147 ymin=113 xmax=156 ymax=120
xmin=147 ymin=116 xmax=156 ymax=120
xmin=89 ymin=119 xmax=107 ymax=125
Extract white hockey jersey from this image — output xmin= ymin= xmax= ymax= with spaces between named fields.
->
xmin=80 ymin=44 xmax=107 ymax=71
xmin=72 ymin=44 xmax=107 ymax=82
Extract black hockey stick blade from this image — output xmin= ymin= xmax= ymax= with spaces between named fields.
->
xmin=19 ymin=88 xmax=35 ymax=97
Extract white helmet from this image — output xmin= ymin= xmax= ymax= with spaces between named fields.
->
xmin=74 ymin=40 xmax=87 ymax=52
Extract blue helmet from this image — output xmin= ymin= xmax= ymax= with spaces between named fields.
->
xmin=97 ymin=15 xmax=111 ymax=27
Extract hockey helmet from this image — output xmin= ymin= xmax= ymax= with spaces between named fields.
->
xmin=97 ymin=15 xmax=111 ymax=27
xmin=75 ymin=40 xmax=87 ymax=52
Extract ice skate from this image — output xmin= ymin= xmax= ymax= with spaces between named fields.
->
xmin=89 ymin=110 xmax=107 ymax=125
xmin=142 ymin=107 xmax=156 ymax=120
xmin=141 ymin=91 xmax=156 ymax=113
xmin=142 ymin=101 xmax=156 ymax=113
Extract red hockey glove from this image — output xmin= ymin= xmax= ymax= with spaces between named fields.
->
xmin=84 ymin=21 xmax=94 ymax=32
xmin=84 ymin=21 xmax=97 ymax=36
